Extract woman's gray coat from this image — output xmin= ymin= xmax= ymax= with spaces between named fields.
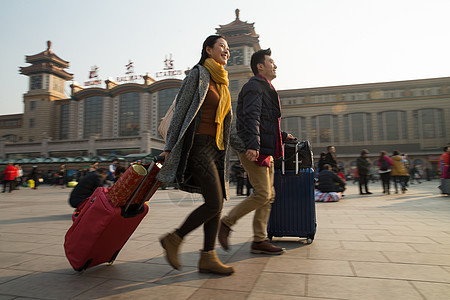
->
xmin=156 ymin=64 xmax=232 ymax=200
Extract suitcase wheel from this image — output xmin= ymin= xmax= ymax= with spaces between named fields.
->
xmin=306 ymin=238 xmax=313 ymax=244
xmin=108 ymin=250 xmax=120 ymax=264
xmin=76 ymin=259 xmax=92 ymax=272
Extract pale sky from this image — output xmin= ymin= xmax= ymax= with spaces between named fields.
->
xmin=1 ymin=0 xmax=449 ymax=115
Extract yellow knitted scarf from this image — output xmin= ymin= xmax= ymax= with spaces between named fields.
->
xmin=203 ymin=58 xmax=231 ymax=150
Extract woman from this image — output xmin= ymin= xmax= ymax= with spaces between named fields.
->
xmin=324 ymin=145 xmax=339 ymax=173
xmin=377 ymin=151 xmax=393 ymax=194
xmin=391 ymin=150 xmax=408 ymax=193
xmin=89 ymin=162 xmax=99 ymax=173
xmin=157 ymin=35 xmax=234 ymax=275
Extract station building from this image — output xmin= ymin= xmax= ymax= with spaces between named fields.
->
xmin=1 ymin=11 xmax=449 ymax=176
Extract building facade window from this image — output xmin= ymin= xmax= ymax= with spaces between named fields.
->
xmin=29 ymin=118 xmax=35 ymax=128
xmin=413 ymin=108 xmax=445 ymax=139
xmin=281 ymin=116 xmax=307 ymax=140
xmin=343 ymin=112 xmax=372 ymax=142
xmin=84 ymin=96 xmax=103 ymax=138
xmin=377 ymin=110 xmax=407 ymax=141
xmin=311 ymin=114 xmax=339 ymax=144
xmin=30 ymin=101 xmax=36 ymax=110
xmin=119 ymin=92 xmax=140 ymax=136
xmin=158 ymin=88 xmax=179 ymax=120
xmin=60 ymin=104 xmax=70 ymax=140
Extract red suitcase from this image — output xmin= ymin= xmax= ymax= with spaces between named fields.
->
xmin=64 ymin=158 xmax=163 ymax=271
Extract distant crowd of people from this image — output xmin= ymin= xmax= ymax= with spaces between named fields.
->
xmin=313 ymin=144 xmax=450 ymax=196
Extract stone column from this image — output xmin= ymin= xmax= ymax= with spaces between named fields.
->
xmin=41 ymin=134 xmax=50 ymax=157
xmin=140 ymin=130 xmax=151 ymax=154
xmin=88 ymin=135 xmax=98 ymax=157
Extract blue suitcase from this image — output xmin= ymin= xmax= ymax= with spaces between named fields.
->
xmin=268 ymin=141 xmax=316 ymax=243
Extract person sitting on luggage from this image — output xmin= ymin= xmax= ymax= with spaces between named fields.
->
xmin=317 ymin=164 xmax=346 ymax=193
xmin=69 ymin=168 xmax=108 ymax=208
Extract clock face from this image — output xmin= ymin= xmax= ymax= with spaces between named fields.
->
xmin=31 ymin=75 xmax=42 ymax=90
xmin=228 ymin=49 xmax=244 ymax=66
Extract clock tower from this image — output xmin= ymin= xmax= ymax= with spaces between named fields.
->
xmin=216 ymin=9 xmax=261 ymax=109
xmin=19 ymin=41 xmax=73 ymax=142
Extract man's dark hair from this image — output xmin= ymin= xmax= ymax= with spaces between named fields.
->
xmin=327 ymin=145 xmax=334 ymax=151
xmin=444 ymin=146 xmax=449 ymax=152
xmin=96 ymin=168 xmax=108 ymax=175
xmin=250 ymin=48 xmax=271 ymax=75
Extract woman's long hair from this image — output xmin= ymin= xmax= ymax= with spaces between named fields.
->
xmin=198 ymin=35 xmax=226 ymax=65
xmin=379 ymin=151 xmax=387 ymax=161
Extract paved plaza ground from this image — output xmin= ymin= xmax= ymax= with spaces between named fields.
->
xmin=0 ymin=179 xmax=449 ymax=299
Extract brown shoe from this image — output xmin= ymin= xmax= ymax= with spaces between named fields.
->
xmin=198 ymin=250 xmax=235 ymax=275
xmin=159 ymin=231 xmax=182 ymax=270
xmin=251 ymin=240 xmax=285 ymax=255
xmin=218 ymin=221 xmax=231 ymax=251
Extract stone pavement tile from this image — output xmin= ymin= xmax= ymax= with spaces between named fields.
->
xmin=72 ymin=279 xmax=198 ymax=300
xmin=248 ymin=293 xmax=320 ymax=300
xmin=0 ymin=253 xmax=41 ymax=269
xmin=0 ymin=241 xmax=50 ymax=253
xmin=0 ymin=226 xmax=61 ymax=236
xmin=116 ymin=241 xmax=163 ymax=263
xmin=27 ymin=244 xmax=65 ymax=256
xmin=189 ymin=288 xmax=248 ymax=300
xmin=314 ymin=232 xmax=370 ymax=242
xmin=382 ymin=251 xmax=450 ymax=266
xmin=264 ymin=257 xmax=354 ymax=276
xmin=308 ymin=248 xmax=388 ymax=263
xmin=0 ymin=268 xmax=32 ymax=285
xmin=201 ymin=261 xmax=265 ymax=292
xmin=409 ymin=243 xmax=450 ymax=255
xmin=0 ymin=295 xmax=14 ymax=300
xmin=154 ymin=266 xmax=212 ymax=287
xmin=0 ymin=272 xmax=108 ymax=300
xmin=307 ymin=275 xmax=422 ymax=300
xmin=428 ymin=235 xmax=450 ymax=245
xmin=367 ymin=235 xmax=436 ymax=244
xmin=335 ymin=228 xmax=393 ymax=235
xmin=387 ymin=229 xmax=450 ymax=238
xmin=226 ymin=245 xmax=273 ymax=264
xmin=5 ymin=255 xmax=76 ymax=275
xmin=351 ymin=261 xmax=450 ymax=283
xmin=317 ymin=223 xmax=359 ymax=229
xmin=252 ymin=272 xmax=306 ymax=296
xmin=342 ymin=241 xmax=417 ymax=252
xmin=411 ymin=281 xmax=450 ymax=300
xmin=306 ymin=240 xmax=342 ymax=250
xmin=358 ymin=224 xmax=412 ymax=231
xmin=81 ymin=261 xmax=173 ymax=282
xmin=0 ymin=232 xmax=63 ymax=244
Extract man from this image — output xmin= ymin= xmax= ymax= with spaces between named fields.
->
xmin=2 ymin=162 xmax=16 ymax=193
xmin=69 ymin=168 xmax=108 ymax=208
xmin=356 ymin=149 xmax=372 ymax=195
xmin=317 ymin=164 xmax=346 ymax=193
xmin=324 ymin=145 xmax=339 ymax=173
xmin=219 ymin=49 xmax=294 ymax=255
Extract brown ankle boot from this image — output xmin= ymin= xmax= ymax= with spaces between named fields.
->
xmin=218 ymin=221 xmax=231 ymax=251
xmin=198 ymin=250 xmax=235 ymax=275
xmin=159 ymin=232 xmax=182 ymax=270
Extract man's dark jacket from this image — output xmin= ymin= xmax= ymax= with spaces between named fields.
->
xmin=318 ymin=169 xmax=345 ymax=192
xmin=356 ymin=157 xmax=371 ymax=176
xmin=69 ymin=172 xmax=104 ymax=208
xmin=236 ymin=76 xmax=287 ymax=156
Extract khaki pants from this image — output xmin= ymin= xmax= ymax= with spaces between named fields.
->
xmin=222 ymin=153 xmax=275 ymax=242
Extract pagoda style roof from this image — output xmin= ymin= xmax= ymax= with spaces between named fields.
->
xmin=19 ymin=41 xmax=73 ymax=80
xmin=216 ymin=9 xmax=260 ymax=50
